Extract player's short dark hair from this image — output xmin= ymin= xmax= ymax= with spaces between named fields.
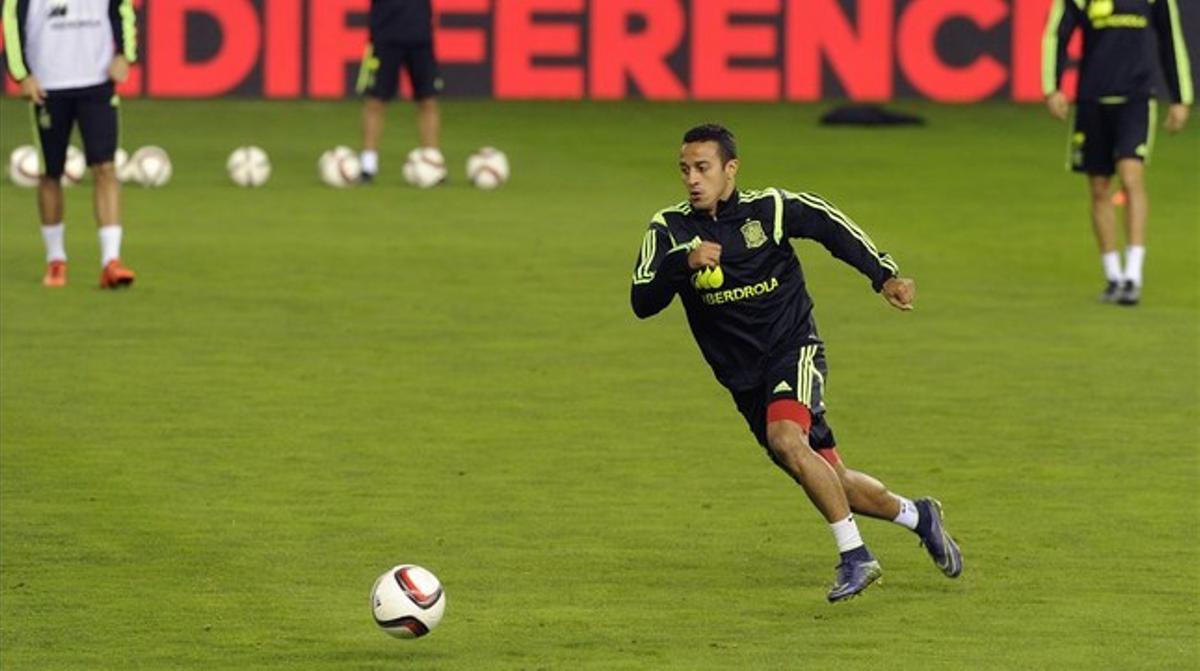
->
xmin=682 ymin=124 xmax=738 ymax=164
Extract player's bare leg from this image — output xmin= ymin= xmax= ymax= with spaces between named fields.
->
xmin=417 ymin=97 xmax=440 ymax=149
xmin=835 ymin=465 xmax=901 ymax=520
xmin=1088 ymin=174 xmax=1123 ymax=302
xmin=92 ymin=162 xmax=134 ymax=289
xmin=832 ymin=460 xmax=962 ymax=578
xmin=38 ymin=175 xmax=67 ymax=286
xmin=93 ymin=161 xmax=119 ymax=227
xmin=766 ymin=418 xmax=880 ymax=601
xmin=360 ymin=96 xmax=385 ymax=180
xmin=38 ymin=174 xmax=63 ymax=226
xmin=1115 ymin=158 xmax=1146 ymax=305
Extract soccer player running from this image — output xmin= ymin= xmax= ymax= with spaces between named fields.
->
xmin=356 ymin=0 xmax=444 ymax=183
xmin=630 ymin=125 xmax=962 ymax=602
xmin=4 ymin=0 xmax=138 ymax=288
xmin=1043 ymin=0 xmax=1192 ymax=306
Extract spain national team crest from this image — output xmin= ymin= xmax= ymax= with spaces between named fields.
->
xmin=741 ymin=219 xmax=767 ymax=249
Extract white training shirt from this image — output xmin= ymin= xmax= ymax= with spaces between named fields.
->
xmin=4 ymin=0 xmax=137 ymax=91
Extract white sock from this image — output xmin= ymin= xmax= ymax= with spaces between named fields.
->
xmin=42 ymin=223 xmax=66 ymax=262
xmin=892 ymin=496 xmax=920 ymax=530
xmin=99 ymin=225 xmax=122 ymax=267
xmin=361 ymin=150 xmax=379 ymax=175
xmin=1124 ymin=246 xmax=1145 ymax=286
xmin=829 ymin=515 xmax=865 ymax=553
xmin=1101 ymin=251 xmax=1123 ymax=283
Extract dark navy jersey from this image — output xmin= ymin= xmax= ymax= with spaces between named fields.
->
xmin=630 ymin=188 xmax=899 ymax=391
xmin=369 ymin=0 xmax=433 ymax=45
xmin=1043 ymin=0 xmax=1194 ymax=104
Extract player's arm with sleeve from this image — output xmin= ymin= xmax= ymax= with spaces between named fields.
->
xmin=1152 ymin=0 xmax=1193 ymax=131
xmin=1041 ymin=0 xmax=1079 ymax=119
xmin=778 ymin=189 xmax=913 ymax=310
xmin=3 ymin=0 xmax=36 ymax=93
xmin=630 ymin=220 xmax=695 ymax=319
xmin=107 ymin=0 xmax=137 ymax=82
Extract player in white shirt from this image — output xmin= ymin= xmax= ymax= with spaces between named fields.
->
xmin=3 ymin=0 xmax=138 ymax=288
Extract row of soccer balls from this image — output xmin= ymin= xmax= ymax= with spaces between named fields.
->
xmin=7 ymin=144 xmax=511 ymax=190
xmin=319 ymin=146 xmax=510 ymax=190
xmin=8 ymin=144 xmax=172 ymax=188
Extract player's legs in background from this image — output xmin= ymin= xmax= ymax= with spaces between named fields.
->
xmin=79 ymin=86 xmax=133 ymax=288
xmin=92 ymin=162 xmax=119 ymax=227
xmin=1115 ymin=158 xmax=1146 ymax=304
xmin=1088 ymin=174 xmax=1123 ymax=301
xmin=361 ymin=97 xmax=386 ymax=179
xmin=37 ymin=176 xmax=66 ymax=285
xmin=33 ymin=97 xmax=71 ymax=286
xmin=37 ymin=176 xmax=64 ymax=226
xmin=416 ymin=97 xmax=440 ymax=149
xmin=406 ymin=42 xmax=443 ymax=150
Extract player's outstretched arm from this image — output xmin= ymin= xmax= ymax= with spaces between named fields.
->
xmin=779 ymin=189 xmax=899 ymax=294
xmin=881 ymin=277 xmax=915 ymax=311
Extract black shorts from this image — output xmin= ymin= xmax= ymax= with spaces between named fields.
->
xmin=32 ymin=82 xmax=119 ymax=178
xmin=1070 ymin=99 xmax=1156 ymax=175
xmin=356 ymin=41 xmax=443 ymax=101
xmin=730 ymin=342 xmax=837 ymax=459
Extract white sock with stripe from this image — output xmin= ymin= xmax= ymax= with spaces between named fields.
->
xmin=1124 ymin=246 xmax=1145 ymax=287
xmin=1101 ymin=251 xmax=1123 ymax=283
xmin=42 ymin=223 xmax=66 ymax=262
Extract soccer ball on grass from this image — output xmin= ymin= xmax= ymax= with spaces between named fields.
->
xmin=403 ymin=147 xmax=447 ymax=188
xmin=370 ymin=564 xmax=446 ymax=639
xmin=227 ymin=146 xmax=272 ymax=187
xmin=466 ymin=147 xmax=510 ymax=190
xmin=319 ymin=146 xmax=361 ymax=187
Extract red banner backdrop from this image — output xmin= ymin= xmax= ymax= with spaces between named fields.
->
xmin=1 ymin=0 xmax=1195 ymax=101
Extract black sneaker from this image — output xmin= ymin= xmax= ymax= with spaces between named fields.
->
xmin=1099 ymin=281 xmax=1120 ymax=303
xmin=360 ymin=171 xmax=375 ymax=185
xmin=1117 ymin=281 xmax=1140 ymax=306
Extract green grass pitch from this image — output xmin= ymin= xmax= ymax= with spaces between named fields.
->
xmin=1 ymin=98 xmax=1197 ymax=669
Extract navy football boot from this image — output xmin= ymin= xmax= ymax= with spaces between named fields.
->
xmin=827 ymin=548 xmax=883 ymax=602
xmin=915 ymin=497 xmax=963 ymax=578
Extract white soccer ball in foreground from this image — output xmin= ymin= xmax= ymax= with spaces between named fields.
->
xmin=319 ymin=146 xmax=361 ymax=187
xmin=371 ymin=564 xmax=446 ymax=639
xmin=131 ymin=145 xmax=172 ymax=187
xmin=227 ymin=145 xmax=271 ymax=187
xmin=403 ymin=147 xmax=447 ymax=188
xmin=8 ymin=145 xmax=40 ymax=187
xmin=62 ymin=145 xmax=86 ymax=186
xmin=466 ymin=147 xmax=510 ymax=190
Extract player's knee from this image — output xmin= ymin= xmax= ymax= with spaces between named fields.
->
xmin=766 ymin=425 xmax=811 ymax=469
xmin=92 ymin=162 xmax=117 ymax=182
xmin=1119 ymin=169 xmax=1145 ymax=191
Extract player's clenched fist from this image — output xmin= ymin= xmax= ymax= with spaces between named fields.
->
xmin=881 ymin=277 xmax=915 ymax=311
xmin=687 ymin=241 xmax=722 ymax=270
